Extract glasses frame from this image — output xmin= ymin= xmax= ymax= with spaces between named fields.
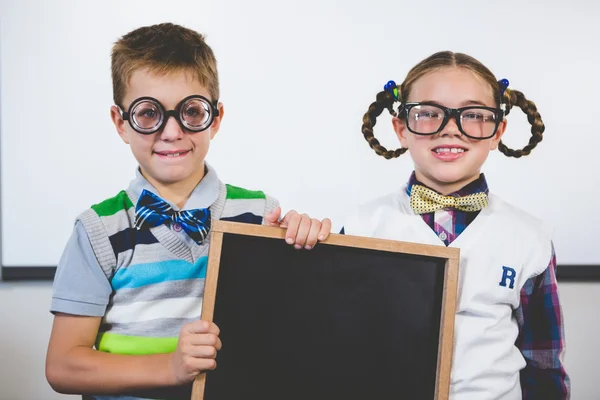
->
xmin=399 ymin=102 xmax=505 ymax=140
xmin=118 ymin=94 xmax=220 ymax=135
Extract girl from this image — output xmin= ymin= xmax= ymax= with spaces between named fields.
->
xmin=342 ymin=51 xmax=569 ymax=399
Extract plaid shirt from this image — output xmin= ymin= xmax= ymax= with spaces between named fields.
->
xmin=406 ymin=172 xmax=570 ymax=399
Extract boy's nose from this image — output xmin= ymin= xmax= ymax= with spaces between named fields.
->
xmin=159 ymin=115 xmax=185 ymax=141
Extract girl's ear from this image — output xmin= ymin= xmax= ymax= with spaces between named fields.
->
xmin=490 ymin=118 xmax=507 ymax=150
xmin=392 ymin=116 xmax=410 ymax=149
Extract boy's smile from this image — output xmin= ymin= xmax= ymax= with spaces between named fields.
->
xmin=153 ymin=148 xmax=192 ymax=159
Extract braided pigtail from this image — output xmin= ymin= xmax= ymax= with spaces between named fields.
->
xmin=361 ymin=81 xmax=408 ymax=159
xmin=498 ymin=87 xmax=545 ymax=158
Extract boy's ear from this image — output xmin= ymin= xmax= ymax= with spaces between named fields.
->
xmin=392 ymin=116 xmax=409 ymax=149
xmin=209 ymin=102 xmax=225 ymax=140
xmin=110 ymin=105 xmax=130 ymax=144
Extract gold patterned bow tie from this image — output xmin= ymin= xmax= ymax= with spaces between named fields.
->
xmin=409 ymin=184 xmax=489 ymax=214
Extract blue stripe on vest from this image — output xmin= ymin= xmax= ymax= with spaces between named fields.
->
xmin=221 ymin=212 xmax=263 ymax=225
xmin=111 ymin=257 xmax=208 ymax=291
xmin=109 ymin=228 xmax=159 ymax=255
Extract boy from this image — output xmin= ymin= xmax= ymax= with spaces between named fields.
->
xmin=45 ymin=22 xmax=331 ymax=399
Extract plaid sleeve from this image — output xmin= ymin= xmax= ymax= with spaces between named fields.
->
xmin=515 ymin=243 xmax=570 ymax=399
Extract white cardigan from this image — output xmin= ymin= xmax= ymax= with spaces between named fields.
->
xmin=342 ymin=186 xmax=553 ymax=400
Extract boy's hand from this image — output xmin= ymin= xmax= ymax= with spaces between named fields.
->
xmin=265 ymin=206 xmax=332 ymax=250
xmin=169 ymin=320 xmax=222 ymax=384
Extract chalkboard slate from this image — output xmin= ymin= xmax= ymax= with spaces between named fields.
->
xmin=192 ymin=221 xmax=459 ymax=400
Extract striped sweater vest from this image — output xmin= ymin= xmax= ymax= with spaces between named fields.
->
xmin=77 ymin=180 xmax=277 ymax=357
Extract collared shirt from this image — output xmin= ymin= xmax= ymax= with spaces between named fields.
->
xmin=405 ymin=171 xmax=570 ymax=399
xmin=406 ymin=172 xmax=488 ymax=246
xmin=128 ymin=164 xmax=219 ymax=247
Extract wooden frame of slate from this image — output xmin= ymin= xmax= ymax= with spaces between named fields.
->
xmin=191 ymin=220 xmax=460 ymax=400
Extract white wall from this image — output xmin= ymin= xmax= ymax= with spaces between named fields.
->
xmin=0 ymin=281 xmax=597 ymax=400
xmin=1 ymin=1 xmax=599 ymax=399
xmin=2 ymin=0 xmax=600 ymax=267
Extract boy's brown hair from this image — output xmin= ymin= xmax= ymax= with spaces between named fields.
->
xmin=111 ymin=22 xmax=219 ymax=107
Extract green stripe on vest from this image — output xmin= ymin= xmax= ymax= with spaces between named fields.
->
xmin=97 ymin=332 xmax=178 ymax=355
xmin=225 ymin=184 xmax=266 ymax=200
xmin=91 ymin=190 xmax=134 ymax=217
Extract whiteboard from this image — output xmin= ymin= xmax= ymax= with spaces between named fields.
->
xmin=1 ymin=0 xmax=599 ymax=271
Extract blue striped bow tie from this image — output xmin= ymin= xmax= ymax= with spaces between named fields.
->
xmin=134 ymin=189 xmax=211 ymax=244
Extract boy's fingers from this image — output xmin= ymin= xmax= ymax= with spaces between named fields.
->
xmin=185 ymin=358 xmax=217 ymax=372
xmin=183 ymin=332 xmax=222 ymax=349
xmin=185 ymin=320 xmax=220 ymax=336
xmin=292 ymin=214 xmax=311 ymax=249
xmin=284 ymin=213 xmax=302 ymax=244
xmin=185 ymin=341 xmax=222 ymax=357
xmin=318 ymin=218 xmax=332 ymax=241
xmin=279 ymin=210 xmax=298 ymax=228
xmin=304 ymin=218 xmax=322 ymax=250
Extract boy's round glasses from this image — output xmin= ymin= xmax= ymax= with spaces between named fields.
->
xmin=400 ymin=102 xmax=504 ymax=140
xmin=118 ymin=95 xmax=219 ymax=135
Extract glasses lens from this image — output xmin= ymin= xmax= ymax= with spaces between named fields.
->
xmin=460 ymin=108 xmax=499 ymax=138
xmin=407 ymin=105 xmax=445 ymax=134
xmin=180 ymin=98 xmax=212 ymax=131
xmin=131 ymin=100 xmax=163 ymax=133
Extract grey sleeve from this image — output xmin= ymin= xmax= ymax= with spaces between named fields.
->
xmin=50 ymin=220 xmax=113 ymax=317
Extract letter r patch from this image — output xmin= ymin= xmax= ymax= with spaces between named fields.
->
xmin=499 ymin=266 xmax=516 ymax=289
